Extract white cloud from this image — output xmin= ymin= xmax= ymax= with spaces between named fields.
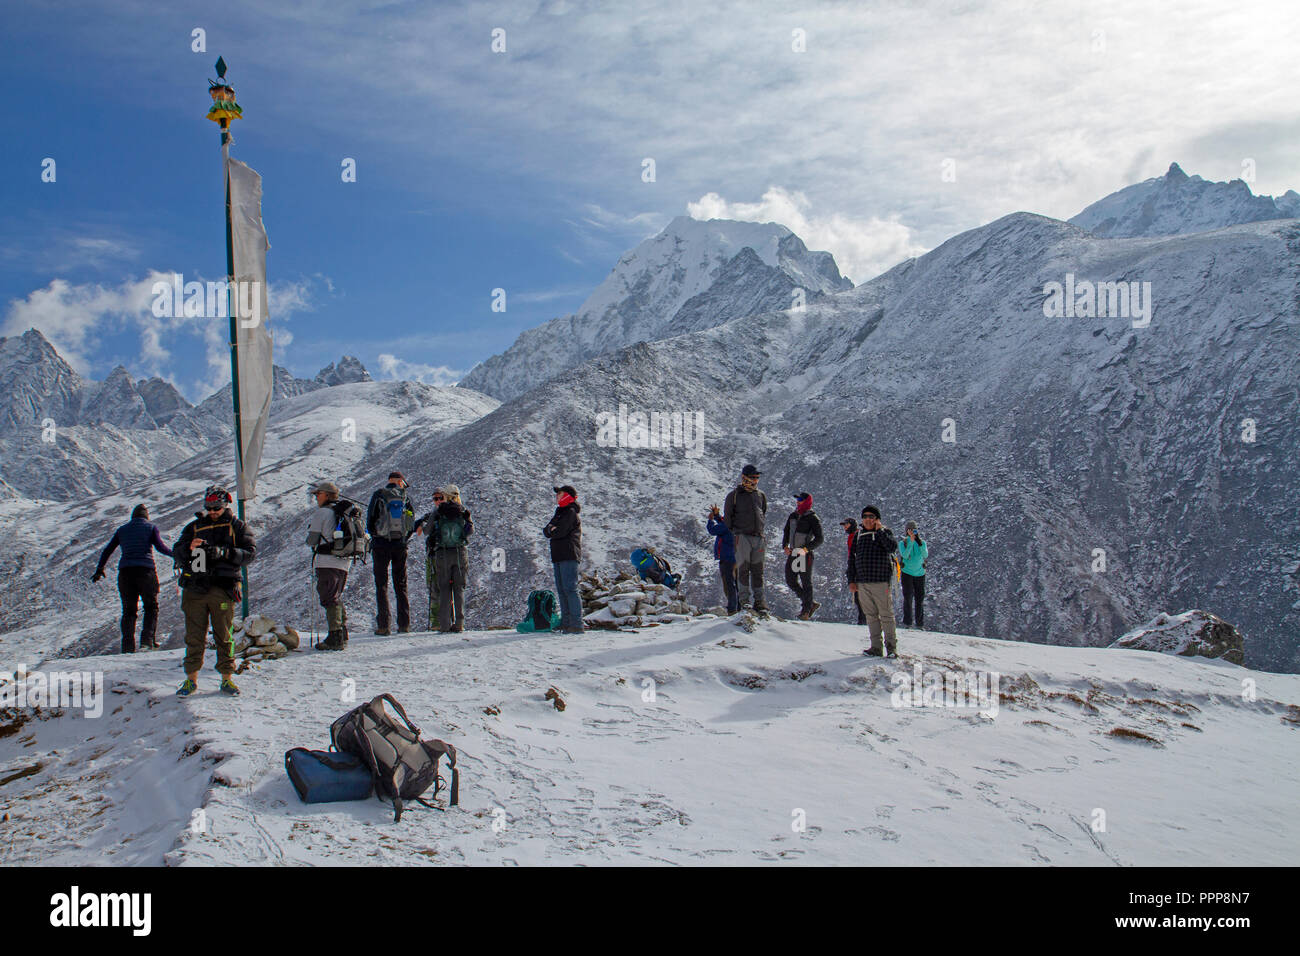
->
xmin=3 ymin=271 xmax=328 ymax=399
xmin=687 ymin=186 xmax=928 ymax=283
xmin=376 ymin=353 xmax=461 ymax=386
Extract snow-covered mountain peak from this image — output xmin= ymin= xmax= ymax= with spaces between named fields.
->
xmin=314 ymin=355 xmax=372 ymax=386
xmin=460 ymin=216 xmax=851 ymax=401
xmin=1069 ymin=162 xmax=1298 ymax=237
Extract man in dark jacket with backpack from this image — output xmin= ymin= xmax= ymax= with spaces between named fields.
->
xmin=848 ymin=505 xmax=898 ymax=657
xmin=782 ymin=492 xmax=824 ymax=619
xmin=723 ymin=464 xmax=768 ymax=613
xmin=367 ymin=470 xmax=414 ymax=635
xmin=707 ymin=504 xmax=739 ymax=614
xmin=308 ymin=481 xmax=361 ymax=651
xmin=93 ymin=503 xmax=173 ymax=653
xmin=173 ymin=485 xmax=255 ymax=696
xmin=543 ymin=484 xmax=583 ymax=633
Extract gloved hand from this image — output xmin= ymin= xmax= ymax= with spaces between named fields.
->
xmin=208 ymin=545 xmax=229 ymax=561
xmin=91 ymin=569 xmax=105 ymax=583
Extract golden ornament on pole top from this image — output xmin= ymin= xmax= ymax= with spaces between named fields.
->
xmin=206 ymin=56 xmax=243 ymax=127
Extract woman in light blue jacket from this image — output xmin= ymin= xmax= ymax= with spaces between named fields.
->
xmin=898 ymin=520 xmax=928 ymax=628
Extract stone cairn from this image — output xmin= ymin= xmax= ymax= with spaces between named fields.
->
xmin=229 ymin=613 xmax=301 ymax=665
xmin=580 ymin=568 xmax=719 ymax=629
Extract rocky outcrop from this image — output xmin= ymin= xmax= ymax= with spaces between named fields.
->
xmin=1109 ymin=610 xmax=1245 ymax=665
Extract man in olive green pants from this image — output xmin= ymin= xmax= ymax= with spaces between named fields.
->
xmin=183 ymin=589 xmax=237 ymax=677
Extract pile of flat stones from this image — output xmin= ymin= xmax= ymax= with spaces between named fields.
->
xmin=230 ymin=614 xmax=301 ymax=663
xmin=580 ymin=568 xmax=710 ymax=629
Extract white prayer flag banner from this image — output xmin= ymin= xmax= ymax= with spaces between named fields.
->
xmin=225 ymin=150 xmax=273 ymax=500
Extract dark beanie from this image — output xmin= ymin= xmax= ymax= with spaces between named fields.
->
xmin=861 ymin=505 xmax=881 ymax=519
xmin=132 ymin=504 xmax=149 ymax=520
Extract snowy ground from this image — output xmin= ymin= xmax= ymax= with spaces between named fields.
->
xmin=2 ymin=617 xmax=1297 ymax=866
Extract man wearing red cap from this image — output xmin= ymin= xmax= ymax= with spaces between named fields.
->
xmin=782 ymin=492 xmax=824 ymax=619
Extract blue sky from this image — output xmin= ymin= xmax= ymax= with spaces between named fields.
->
xmin=2 ymin=0 xmax=1297 ymax=401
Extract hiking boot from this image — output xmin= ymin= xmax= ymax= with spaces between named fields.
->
xmin=886 ymin=648 xmax=899 ymax=659
xmin=220 ymin=677 xmax=241 ymax=696
xmin=562 ymin=625 xmax=585 ymax=634
xmin=398 ymin=626 xmax=410 ymax=634
xmin=375 ymin=626 xmax=391 ymax=636
xmin=797 ymin=609 xmax=811 ymax=621
xmin=317 ymin=630 xmax=347 ymax=651
xmin=808 ymin=601 xmax=821 ymax=619
xmin=450 ymin=625 xmax=464 ymax=633
xmin=863 ymin=648 xmax=884 ymax=657
xmin=176 ymin=678 xmax=198 ymax=697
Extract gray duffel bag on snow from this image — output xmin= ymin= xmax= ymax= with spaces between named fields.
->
xmin=330 ymin=693 xmax=460 ymax=822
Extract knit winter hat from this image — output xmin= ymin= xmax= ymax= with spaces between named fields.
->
xmin=132 ymin=504 xmax=149 ymax=520
xmin=388 ymin=470 xmax=406 ymax=483
xmin=861 ymin=505 xmax=881 ymax=520
xmin=905 ymin=520 xmax=918 ymax=532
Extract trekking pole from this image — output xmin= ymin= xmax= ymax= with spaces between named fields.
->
xmin=309 ymin=569 xmax=318 ymax=649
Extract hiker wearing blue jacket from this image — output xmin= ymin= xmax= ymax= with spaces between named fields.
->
xmin=707 ymin=505 xmax=739 ymax=614
xmin=92 ymin=504 xmax=174 ymax=653
xmin=898 ymin=520 xmax=928 ymax=628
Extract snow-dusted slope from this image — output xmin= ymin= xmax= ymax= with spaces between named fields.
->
xmin=387 ymin=213 xmax=1300 ymax=671
xmin=459 ymin=217 xmax=851 ymax=400
xmin=3 ymin=618 xmax=1296 ymax=865
xmin=1070 ymin=162 xmax=1299 ymax=238
xmin=0 ymin=380 xmax=499 ymax=665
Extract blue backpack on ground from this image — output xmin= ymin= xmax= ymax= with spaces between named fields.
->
xmin=285 ymin=748 xmax=374 ymax=803
xmin=517 ymin=589 xmax=561 ymax=632
xmin=631 ymin=548 xmax=680 ymax=589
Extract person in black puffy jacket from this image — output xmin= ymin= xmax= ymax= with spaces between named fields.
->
xmin=543 ymin=485 xmax=583 ymax=633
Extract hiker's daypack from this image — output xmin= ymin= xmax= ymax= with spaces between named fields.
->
xmin=516 ymin=589 xmax=560 ymax=633
xmin=330 ymin=694 xmax=459 ymax=822
xmin=631 ymin=548 xmax=680 ymax=589
xmin=374 ymin=487 xmax=414 ymax=541
xmin=435 ymin=513 xmax=468 ymax=550
xmin=318 ymin=498 xmax=369 ymax=562
xmin=284 ymin=748 xmax=374 ymax=804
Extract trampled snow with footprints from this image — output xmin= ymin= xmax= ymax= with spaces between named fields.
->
xmin=3 ymin=616 xmax=1296 ymax=866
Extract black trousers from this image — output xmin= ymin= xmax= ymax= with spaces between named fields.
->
xmin=718 ymin=559 xmax=738 ymax=612
xmin=901 ymin=572 xmax=925 ymax=627
xmin=371 ymin=537 xmax=410 ymax=630
xmin=118 ymin=567 xmax=159 ymax=653
xmin=784 ymin=552 xmax=815 ymax=611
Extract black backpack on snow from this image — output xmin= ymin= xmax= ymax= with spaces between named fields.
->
xmin=330 ymin=694 xmax=459 ymax=822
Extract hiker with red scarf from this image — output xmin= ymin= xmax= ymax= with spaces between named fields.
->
xmin=781 ymin=492 xmax=824 ymax=620
xmin=543 ymin=484 xmax=584 ymax=633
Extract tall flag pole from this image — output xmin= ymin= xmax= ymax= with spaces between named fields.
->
xmin=207 ymin=57 xmax=273 ymax=618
